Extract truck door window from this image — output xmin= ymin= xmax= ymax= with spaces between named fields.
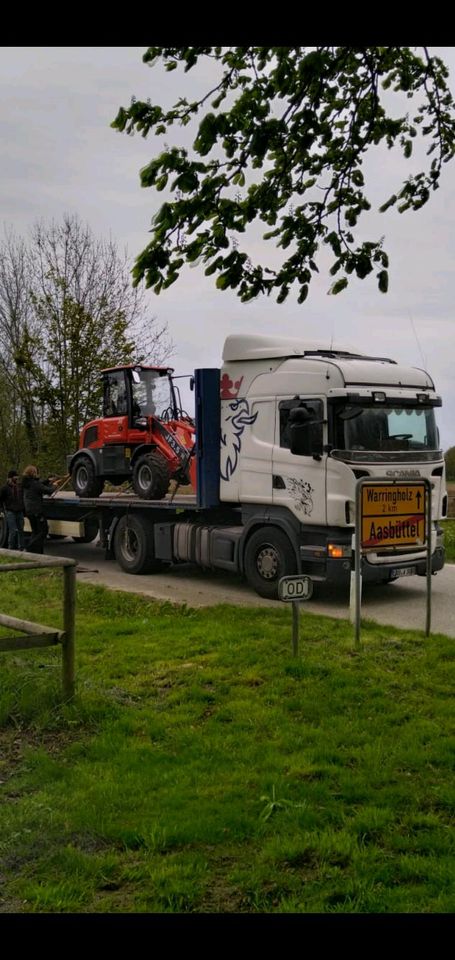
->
xmin=279 ymin=399 xmax=323 ymax=449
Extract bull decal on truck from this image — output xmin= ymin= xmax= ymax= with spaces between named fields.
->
xmin=285 ymin=477 xmax=314 ymax=516
xmin=221 ymin=398 xmax=258 ymax=481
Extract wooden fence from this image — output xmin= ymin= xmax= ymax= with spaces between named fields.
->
xmin=0 ymin=549 xmax=76 ymax=700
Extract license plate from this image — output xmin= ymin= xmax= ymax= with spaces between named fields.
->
xmin=390 ymin=566 xmax=417 ymax=578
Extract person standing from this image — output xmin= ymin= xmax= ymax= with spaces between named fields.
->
xmin=22 ymin=465 xmax=57 ymax=554
xmin=0 ymin=469 xmax=25 ymax=550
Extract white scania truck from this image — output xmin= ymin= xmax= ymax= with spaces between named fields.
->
xmin=1 ymin=334 xmax=447 ymax=600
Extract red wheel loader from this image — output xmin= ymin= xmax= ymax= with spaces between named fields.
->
xmin=68 ymin=364 xmax=196 ymax=499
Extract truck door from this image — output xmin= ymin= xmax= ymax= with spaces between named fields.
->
xmin=220 ymin=397 xmax=275 ymax=504
xmin=272 ymin=397 xmax=327 ymax=525
xmin=101 ymin=371 xmax=129 ymax=444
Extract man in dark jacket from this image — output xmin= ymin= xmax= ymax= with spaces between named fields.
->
xmin=0 ymin=469 xmax=25 ymax=550
xmin=22 ymin=465 xmax=58 ymax=554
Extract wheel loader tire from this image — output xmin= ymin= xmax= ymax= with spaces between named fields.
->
xmin=132 ymin=451 xmax=170 ymax=500
xmin=244 ymin=527 xmax=297 ymax=601
xmin=72 ymin=456 xmax=104 ymax=498
xmin=113 ymin=514 xmax=169 ymax=574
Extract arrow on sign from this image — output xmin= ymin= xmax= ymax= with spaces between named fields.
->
xmin=416 ymin=491 xmax=422 ymax=509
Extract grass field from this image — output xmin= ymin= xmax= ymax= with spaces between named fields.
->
xmin=0 ymin=564 xmax=454 ymax=914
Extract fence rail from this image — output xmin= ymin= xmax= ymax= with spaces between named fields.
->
xmin=0 ymin=548 xmax=76 ymax=700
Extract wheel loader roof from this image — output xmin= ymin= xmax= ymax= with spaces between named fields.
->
xmin=100 ymin=364 xmax=174 ymax=374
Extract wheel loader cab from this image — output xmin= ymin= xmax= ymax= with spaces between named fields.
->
xmin=102 ymin=366 xmax=176 ymax=431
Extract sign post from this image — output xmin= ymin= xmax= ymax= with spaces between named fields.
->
xmin=278 ymin=575 xmax=313 ymax=656
xmin=354 ymin=478 xmax=431 ymax=648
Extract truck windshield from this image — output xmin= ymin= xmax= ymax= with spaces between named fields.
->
xmin=131 ymin=369 xmax=173 ymax=419
xmin=334 ymin=403 xmax=439 ymax=453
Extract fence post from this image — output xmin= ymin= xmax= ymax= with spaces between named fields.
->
xmin=62 ymin=564 xmax=76 ymax=701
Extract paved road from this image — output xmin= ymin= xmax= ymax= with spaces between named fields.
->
xmin=45 ymin=537 xmax=455 ymax=637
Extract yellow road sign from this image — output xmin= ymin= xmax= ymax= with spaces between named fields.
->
xmin=361 ymin=482 xmax=426 ymax=549
xmin=362 ymin=483 xmax=425 ymax=517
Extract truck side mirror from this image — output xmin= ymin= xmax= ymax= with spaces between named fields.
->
xmin=189 ymin=376 xmax=195 ymax=392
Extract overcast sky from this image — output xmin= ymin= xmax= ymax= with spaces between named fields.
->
xmin=1 ymin=46 xmax=455 ymax=448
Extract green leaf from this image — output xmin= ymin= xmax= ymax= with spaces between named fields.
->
xmin=379 ymin=194 xmax=397 ymax=213
xmin=378 ymin=269 xmax=389 ymax=293
xmin=328 ymin=277 xmax=348 ymax=295
xmin=352 ymin=169 xmax=364 ymax=187
xmin=355 ymin=256 xmax=373 ymax=279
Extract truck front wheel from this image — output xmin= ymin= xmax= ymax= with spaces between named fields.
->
xmin=132 ymin=452 xmax=169 ymax=500
xmin=244 ymin=527 xmax=297 ymax=600
xmin=113 ymin=514 xmax=168 ymax=574
xmin=72 ymin=456 xmax=104 ymax=498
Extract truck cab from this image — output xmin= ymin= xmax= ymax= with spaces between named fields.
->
xmin=218 ymin=335 xmax=446 ymax=593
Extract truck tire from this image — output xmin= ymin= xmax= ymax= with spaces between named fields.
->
xmin=72 ymin=517 xmax=99 ymax=544
xmin=113 ymin=514 xmax=168 ymax=574
xmin=244 ymin=527 xmax=297 ymax=600
xmin=132 ymin=452 xmax=169 ymax=500
xmin=72 ymin=456 xmax=104 ymax=498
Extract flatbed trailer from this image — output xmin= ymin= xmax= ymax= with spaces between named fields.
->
xmin=38 ymin=491 xmax=246 ymax=577
xmin=0 ymin=490 xmax=247 ymax=577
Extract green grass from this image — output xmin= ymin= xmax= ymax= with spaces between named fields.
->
xmin=0 ymin=566 xmax=454 ymax=914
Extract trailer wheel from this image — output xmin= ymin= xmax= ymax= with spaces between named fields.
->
xmin=113 ymin=514 xmax=168 ymax=574
xmin=72 ymin=456 xmax=104 ymax=498
xmin=244 ymin=527 xmax=297 ymax=600
xmin=132 ymin=452 xmax=169 ymax=500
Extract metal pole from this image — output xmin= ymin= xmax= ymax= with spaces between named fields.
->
xmin=354 ymin=481 xmax=362 ymax=650
xmin=62 ymin=563 xmax=76 ymax=701
xmin=349 ymin=531 xmax=356 ymax=624
xmin=426 ymin=480 xmax=432 ymax=637
xmin=292 ymin=601 xmax=299 ymax=657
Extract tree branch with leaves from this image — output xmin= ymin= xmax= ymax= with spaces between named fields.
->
xmin=112 ymin=46 xmax=455 ymax=303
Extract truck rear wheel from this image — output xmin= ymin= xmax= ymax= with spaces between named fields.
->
xmin=113 ymin=514 xmax=168 ymax=574
xmin=244 ymin=527 xmax=297 ymax=600
xmin=72 ymin=456 xmax=104 ymax=498
xmin=132 ymin=452 xmax=169 ymax=500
